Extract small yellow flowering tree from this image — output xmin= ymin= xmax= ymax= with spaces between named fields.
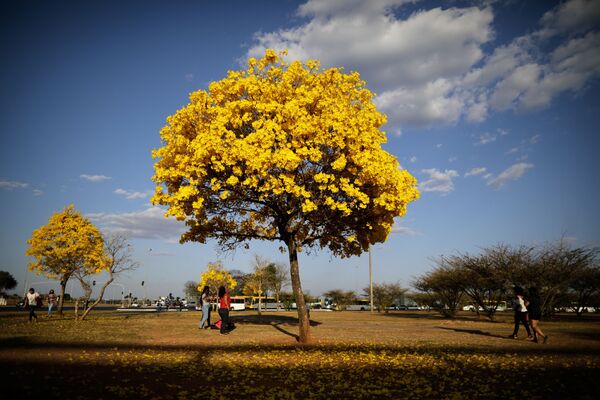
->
xmin=198 ymin=261 xmax=237 ymax=296
xmin=25 ymin=205 xmax=109 ymax=315
xmin=153 ymin=50 xmax=419 ymax=342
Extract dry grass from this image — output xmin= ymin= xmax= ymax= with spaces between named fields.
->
xmin=1 ymin=309 xmax=599 ymax=399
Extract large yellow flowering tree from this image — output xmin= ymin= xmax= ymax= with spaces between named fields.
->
xmin=25 ymin=205 xmax=109 ymax=315
xmin=152 ymin=50 xmax=419 ymax=342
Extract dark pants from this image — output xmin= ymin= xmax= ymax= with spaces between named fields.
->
xmin=512 ymin=311 xmax=531 ymax=336
xmin=218 ymin=308 xmax=229 ymax=333
xmin=28 ymin=305 xmax=37 ymax=321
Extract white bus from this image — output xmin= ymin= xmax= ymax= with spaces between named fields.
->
xmin=229 ymin=296 xmax=246 ymax=311
xmin=246 ymin=296 xmax=283 ymax=310
xmin=346 ymin=299 xmax=371 ymax=311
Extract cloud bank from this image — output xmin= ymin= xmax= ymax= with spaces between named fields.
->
xmin=247 ymin=0 xmax=600 ymax=128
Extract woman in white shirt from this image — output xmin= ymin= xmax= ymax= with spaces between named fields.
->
xmin=510 ymin=286 xmax=532 ymax=339
xmin=25 ymin=288 xmax=40 ymax=322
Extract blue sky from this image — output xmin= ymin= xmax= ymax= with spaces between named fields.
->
xmin=1 ymin=0 xmax=599 ymax=300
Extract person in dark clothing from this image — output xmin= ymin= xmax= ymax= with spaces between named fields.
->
xmin=218 ymin=286 xmax=231 ymax=335
xmin=510 ymin=286 xmax=532 ymax=339
xmin=527 ymin=287 xmax=548 ymax=343
xmin=24 ymin=288 xmax=40 ymax=322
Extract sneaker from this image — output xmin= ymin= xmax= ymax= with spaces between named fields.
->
xmin=543 ymin=335 xmax=548 ymax=344
xmin=508 ymin=334 xmax=518 ymax=339
xmin=527 ymin=335 xmax=533 ymax=339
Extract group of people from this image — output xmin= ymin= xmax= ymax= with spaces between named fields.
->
xmin=23 ymin=288 xmax=58 ymax=322
xmin=198 ymin=285 xmax=234 ymax=335
xmin=511 ymin=286 xmax=548 ymax=343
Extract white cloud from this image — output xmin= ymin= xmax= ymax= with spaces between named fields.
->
xmin=538 ymin=0 xmax=600 ymax=38
xmin=248 ymin=1 xmax=493 ymax=127
xmin=489 ymin=63 xmax=542 ymax=110
xmin=80 ymin=174 xmax=111 ymax=182
xmin=0 ymin=180 xmax=29 ymax=190
xmin=375 ymin=78 xmax=465 ymax=126
xmin=465 ymin=167 xmax=487 ymax=177
xmin=114 ymin=188 xmax=151 ymax=200
xmin=87 ymin=207 xmax=186 ymax=241
xmin=409 ymin=156 xmax=417 ymax=163
xmin=448 ymin=156 xmax=457 ymax=163
xmin=436 ymin=143 xmax=442 ymax=149
xmin=184 ymin=73 xmax=194 ymax=82
xmin=486 ymin=162 xmax=533 ymax=189
xmin=391 ymin=224 xmax=418 ymax=235
xmin=33 ymin=189 xmax=44 ymax=196
xmin=474 ymin=131 xmax=497 ymax=145
xmin=530 ymin=134 xmax=541 ymax=144
xmin=419 ymin=168 xmax=459 ymax=193
xmin=246 ymin=0 xmax=600 ymax=129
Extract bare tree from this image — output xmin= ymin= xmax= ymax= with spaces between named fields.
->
xmin=245 ymin=254 xmax=270 ymax=315
xmin=266 ymin=262 xmax=290 ymax=310
xmin=412 ymin=259 xmax=463 ymax=318
xmin=364 ymin=282 xmax=406 ymax=313
xmin=78 ymin=233 xmax=139 ymax=320
xmin=567 ymin=253 xmax=600 ymax=316
xmin=184 ymin=280 xmax=200 ymax=300
xmin=323 ymin=289 xmax=356 ymax=310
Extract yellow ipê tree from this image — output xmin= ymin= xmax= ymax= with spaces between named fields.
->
xmin=25 ymin=205 xmax=109 ymax=316
xmin=198 ymin=261 xmax=237 ymax=296
xmin=152 ymin=50 xmax=419 ymax=343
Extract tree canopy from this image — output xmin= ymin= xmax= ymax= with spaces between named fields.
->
xmin=25 ymin=205 xmax=109 ymax=315
xmin=152 ymin=50 xmax=419 ymax=342
xmin=0 ymin=271 xmax=17 ymax=294
xmin=198 ymin=261 xmax=237 ymax=295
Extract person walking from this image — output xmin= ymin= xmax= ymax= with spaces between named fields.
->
xmin=199 ymin=286 xmax=212 ymax=329
xmin=218 ymin=286 xmax=231 ymax=335
xmin=527 ymin=287 xmax=548 ymax=343
xmin=510 ymin=286 xmax=532 ymax=339
xmin=47 ymin=289 xmax=57 ymax=317
xmin=24 ymin=288 xmax=41 ymax=322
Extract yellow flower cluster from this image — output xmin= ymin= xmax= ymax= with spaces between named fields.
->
xmin=25 ymin=205 xmax=109 ymax=277
xmin=198 ymin=261 xmax=237 ymax=294
xmin=152 ymin=50 xmax=419 ymax=255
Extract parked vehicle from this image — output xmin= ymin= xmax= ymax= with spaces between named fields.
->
xmin=346 ymin=299 xmax=371 ymax=311
xmin=246 ymin=296 xmax=282 ymax=310
xmin=462 ymin=301 xmax=508 ymax=312
xmin=229 ymin=296 xmax=246 ymax=311
xmin=388 ymin=304 xmax=408 ymax=310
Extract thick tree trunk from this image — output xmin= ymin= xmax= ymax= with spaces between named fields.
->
xmin=287 ymin=239 xmax=310 ymax=343
xmin=58 ymin=278 xmax=67 ymax=316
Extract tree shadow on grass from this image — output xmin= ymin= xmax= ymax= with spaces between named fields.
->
xmin=382 ymin=311 xmax=510 ymax=324
xmin=3 ymin=348 xmax=600 ymax=400
xmin=438 ymin=326 xmax=511 ymax=340
xmin=229 ymin=314 xmax=322 ymax=341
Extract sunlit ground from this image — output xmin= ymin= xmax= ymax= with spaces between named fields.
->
xmin=1 ymin=309 xmax=599 ymax=399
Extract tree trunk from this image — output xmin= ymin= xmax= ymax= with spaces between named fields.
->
xmin=58 ymin=278 xmax=67 ymax=316
xmin=287 ymin=239 xmax=310 ymax=343
xmin=80 ymin=277 xmax=114 ymax=321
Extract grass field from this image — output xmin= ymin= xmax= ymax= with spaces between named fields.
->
xmin=1 ymin=309 xmax=599 ymax=399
